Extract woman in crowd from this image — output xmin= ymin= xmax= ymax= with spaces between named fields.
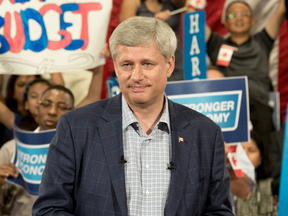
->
xmin=120 ymin=0 xmax=188 ymax=81
xmin=18 ymin=79 xmax=52 ymax=131
xmin=235 ymin=130 xmax=277 ymax=216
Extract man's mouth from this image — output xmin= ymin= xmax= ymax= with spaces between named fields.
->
xmin=131 ymin=85 xmax=147 ymax=91
xmin=45 ymin=120 xmax=55 ymax=126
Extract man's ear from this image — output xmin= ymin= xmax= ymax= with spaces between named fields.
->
xmin=166 ymin=55 xmax=175 ymax=78
xmin=113 ymin=61 xmax=119 ymax=77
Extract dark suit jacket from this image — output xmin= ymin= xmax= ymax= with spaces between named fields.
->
xmin=32 ymin=94 xmax=233 ymax=216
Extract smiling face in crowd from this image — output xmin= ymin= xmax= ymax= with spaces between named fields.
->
xmin=113 ymin=43 xmax=174 ymax=109
xmin=38 ymin=89 xmax=74 ymax=131
xmin=225 ymin=2 xmax=254 ymax=36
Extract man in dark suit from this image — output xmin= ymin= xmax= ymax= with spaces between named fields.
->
xmin=32 ymin=16 xmax=233 ymax=216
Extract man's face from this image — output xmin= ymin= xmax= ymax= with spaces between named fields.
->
xmin=224 ymin=2 xmax=254 ymax=35
xmin=38 ymin=89 xmax=73 ymax=130
xmin=113 ymin=43 xmax=174 ymax=108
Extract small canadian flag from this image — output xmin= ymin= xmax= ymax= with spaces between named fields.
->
xmin=216 ymin=45 xmax=235 ymax=67
xmin=227 ymin=144 xmax=245 ymax=177
xmin=189 ymin=0 xmax=207 ymax=9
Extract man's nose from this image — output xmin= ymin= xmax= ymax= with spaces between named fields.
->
xmin=48 ymin=104 xmax=57 ymax=115
xmin=131 ymin=65 xmax=144 ymax=81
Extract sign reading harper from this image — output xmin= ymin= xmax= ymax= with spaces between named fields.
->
xmin=183 ymin=10 xmax=207 ymax=80
xmin=0 ymin=0 xmax=112 ymax=74
xmin=165 ymin=77 xmax=249 ymax=143
xmin=8 ymin=126 xmax=56 ymax=196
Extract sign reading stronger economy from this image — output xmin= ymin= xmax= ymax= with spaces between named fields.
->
xmin=0 ymin=0 xmax=112 ymax=74
xmin=165 ymin=77 xmax=249 ymax=143
xmin=8 ymin=126 xmax=56 ymax=196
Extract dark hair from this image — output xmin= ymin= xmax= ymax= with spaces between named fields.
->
xmin=42 ymin=85 xmax=75 ymax=107
xmin=251 ymin=130 xmax=271 ymax=180
xmin=6 ymin=75 xmax=41 ymax=113
xmin=225 ymin=1 xmax=253 ymax=17
xmin=23 ymin=78 xmax=51 ymax=102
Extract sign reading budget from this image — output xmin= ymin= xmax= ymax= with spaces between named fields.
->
xmin=0 ymin=0 xmax=112 ymax=74
xmin=9 ymin=127 xmax=56 ymax=195
xmin=165 ymin=77 xmax=249 ymax=143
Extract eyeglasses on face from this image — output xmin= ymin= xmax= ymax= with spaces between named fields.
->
xmin=39 ymin=100 xmax=72 ymax=111
xmin=227 ymin=11 xmax=251 ymax=19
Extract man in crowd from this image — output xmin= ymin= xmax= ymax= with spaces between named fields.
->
xmin=0 ymin=85 xmax=74 ymax=216
xmin=189 ymin=0 xmax=286 ymax=167
xmin=33 ymin=16 xmax=233 ymax=215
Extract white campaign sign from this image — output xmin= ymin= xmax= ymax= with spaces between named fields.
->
xmin=0 ymin=0 xmax=112 ymax=74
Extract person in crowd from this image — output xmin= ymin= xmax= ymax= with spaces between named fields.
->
xmin=234 ymin=130 xmax=277 ymax=216
xmin=190 ymin=0 xmax=286 ymax=167
xmin=120 ymin=0 xmax=189 ymax=81
xmin=0 ymin=85 xmax=74 ymax=216
xmin=18 ymin=79 xmax=52 ymax=131
xmin=32 ymin=16 xmax=232 ymax=216
xmin=0 ymin=74 xmax=64 ymax=140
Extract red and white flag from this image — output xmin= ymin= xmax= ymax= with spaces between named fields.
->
xmin=216 ymin=44 xmax=235 ymax=67
xmin=189 ymin=0 xmax=207 ymax=9
xmin=227 ymin=144 xmax=245 ymax=177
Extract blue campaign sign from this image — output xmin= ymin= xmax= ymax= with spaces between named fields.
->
xmin=278 ymin=105 xmax=288 ymax=216
xmin=8 ymin=126 xmax=56 ymax=196
xmin=165 ymin=77 xmax=249 ymax=143
xmin=106 ymin=76 xmax=120 ymax=98
xmin=183 ymin=10 xmax=207 ymax=80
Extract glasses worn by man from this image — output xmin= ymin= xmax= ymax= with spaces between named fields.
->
xmin=39 ymin=100 xmax=72 ymax=112
xmin=227 ymin=11 xmax=251 ymax=19
xmin=37 ymin=87 xmax=74 ymax=131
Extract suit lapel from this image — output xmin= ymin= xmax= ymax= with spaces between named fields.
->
xmin=98 ymin=94 xmax=128 ymax=216
xmin=165 ymin=100 xmax=193 ymax=215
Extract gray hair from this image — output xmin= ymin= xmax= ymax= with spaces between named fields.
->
xmin=109 ymin=16 xmax=177 ymax=62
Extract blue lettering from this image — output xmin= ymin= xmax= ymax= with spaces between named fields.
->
xmin=21 ymin=8 xmax=48 ymax=52
xmin=15 ymin=0 xmax=30 ymax=3
xmin=60 ymin=3 xmax=84 ymax=50
xmin=0 ymin=16 xmax=10 ymax=54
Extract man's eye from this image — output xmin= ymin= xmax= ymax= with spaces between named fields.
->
xmin=144 ymin=63 xmax=152 ymax=66
xmin=41 ymin=102 xmax=51 ymax=107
